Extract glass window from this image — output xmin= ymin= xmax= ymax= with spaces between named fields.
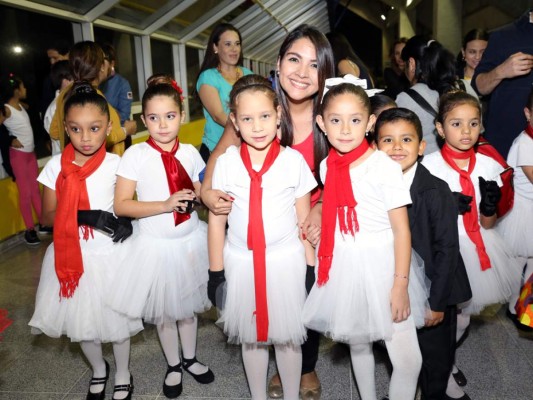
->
xmin=94 ymin=27 xmax=140 ymax=102
xmin=150 ymin=39 xmax=174 ymax=77
xmin=0 ymin=4 xmax=74 ymax=160
xmin=25 ymin=0 xmax=101 ymax=14
xmin=186 ymin=46 xmax=203 ymax=121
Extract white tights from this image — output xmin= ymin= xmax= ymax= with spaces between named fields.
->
xmin=157 ymin=316 xmax=207 ymax=386
xmin=241 ymin=343 xmax=302 ymax=400
xmin=80 ymin=339 xmax=131 ymax=399
xmin=349 ymin=322 xmax=421 ymax=400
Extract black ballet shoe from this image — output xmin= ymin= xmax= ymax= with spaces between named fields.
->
xmin=86 ymin=360 xmax=110 ymax=400
xmin=112 ymin=375 xmax=133 ymax=400
xmin=452 ymin=367 xmax=467 ymax=387
xmin=182 ymin=356 xmax=214 ymax=384
xmin=163 ymin=363 xmax=183 ymax=398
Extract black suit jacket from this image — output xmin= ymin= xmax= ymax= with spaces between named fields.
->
xmin=408 ymin=164 xmax=472 ymax=311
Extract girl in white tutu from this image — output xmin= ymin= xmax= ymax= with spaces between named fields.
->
xmin=497 ymin=87 xmax=533 ymax=321
xmin=302 ymin=76 xmax=429 ymax=400
xmin=208 ymin=75 xmax=317 ymax=400
xmin=29 ymin=83 xmax=141 ymax=400
xmin=422 ymin=91 xmax=522 ymax=399
xmin=110 ymin=77 xmax=213 ymax=398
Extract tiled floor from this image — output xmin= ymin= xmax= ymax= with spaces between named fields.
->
xmin=1 ymin=235 xmax=533 ymax=399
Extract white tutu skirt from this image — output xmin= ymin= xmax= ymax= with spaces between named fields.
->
xmin=106 ymin=219 xmax=210 ymax=324
xmin=458 ymin=227 xmax=522 ymax=315
xmin=496 ymin=194 xmax=533 ymax=258
xmin=218 ymin=237 xmax=307 ymax=345
xmin=29 ymin=242 xmax=143 ymax=343
xmin=302 ymin=230 xmax=429 ymax=345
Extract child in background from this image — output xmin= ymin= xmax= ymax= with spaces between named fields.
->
xmin=0 ymin=75 xmax=44 ymax=244
xmin=302 ymin=76 xmax=429 ymax=400
xmin=208 ymin=75 xmax=317 ymax=400
xmin=497 ymin=87 xmax=533 ymax=329
xmin=375 ymin=107 xmax=472 ymax=400
xmin=422 ymin=91 xmax=521 ymax=400
xmin=369 ymin=94 xmax=397 ymax=142
xmin=109 ymin=78 xmax=213 ymax=399
xmin=44 ymin=60 xmax=73 ymax=155
xmin=29 ymin=82 xmax=139 ymax=400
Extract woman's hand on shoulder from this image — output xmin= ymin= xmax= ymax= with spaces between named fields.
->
xmin=201 ymin=188 xmax=233 ymax=215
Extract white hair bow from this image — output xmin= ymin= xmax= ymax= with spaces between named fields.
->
xmin=322 ymin=74 xmax=383 ymax=102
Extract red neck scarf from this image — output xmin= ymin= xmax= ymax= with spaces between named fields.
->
xmin=317 ymin=140 xmax=370 ymax=286
xmin=240 ymin=140 xmax=281 ymax=342
xmin=526 ymin=124 xmax=533 ymax=140
xmin=54 ymin=143 xmax=106 ymax=298
xmin=146 ymin=137 xmax=194 ymax=226
xmin=441 ymin=143 xmax=491 ymax=270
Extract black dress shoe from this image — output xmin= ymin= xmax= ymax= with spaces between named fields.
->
xmin=112 ymin=375 xmax=133 ymax=400
xmin=182 ymin=356 xmax=214 ymax=384
xmin=452 ymin=367 xmax=467 ymax=387
xmin=445 ymin=393 xmax=471 ymax=400
xmin=163 ymin=363 xmax=183 ymax=398
xmin=86 ymin=360 xmax=110 ymax=400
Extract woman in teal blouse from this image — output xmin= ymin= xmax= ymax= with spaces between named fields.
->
xmin=196 ymin=23 xmax=252 ymax=162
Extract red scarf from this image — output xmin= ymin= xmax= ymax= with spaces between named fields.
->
xmin=526 ymin=124 xmax=533 ymax=140
xmin=317 ymin=141 xmax=370 ymax=286
xmin=240 ymin=140 xmax=281 ymax=342
xmin=146 ymin=137 xmax=194 ymax=226
xmin=441 ymin=144 xmax=491 ymax=270
xmin=54 ymin=143 xmax=106 ymax=298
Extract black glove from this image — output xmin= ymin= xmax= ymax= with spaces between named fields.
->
xmin=177 ymin=199 xmax=200 ymax=214
xmin=305 ymin=265 xmax=316 ymax=294
xmin=452 ymin=192 xmax=473 ymax=215
xmin=77 ymin=210 xmax=118 ymax=234
xmin=208 ymin=270 xmax=226 ymax=307
xmin=112 ymin=217 xmax=133 ymax=243
xmin=478 ymin=177 xmax=501 ymax=217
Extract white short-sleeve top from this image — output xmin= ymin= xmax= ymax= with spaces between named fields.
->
xmin=507 ymin=131 xmax=533 ymax=200
xmin=117 ymin=142 xmax=205 ymax=238
xmin=320 ymin=150 xmax=411 ymax=233
xmin=212 ymin=145 xmax=317 ymax=248
xmin=38 ymin=152 xmax=120 ymax=248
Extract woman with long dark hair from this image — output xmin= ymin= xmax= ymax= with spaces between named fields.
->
xmin=196 ymin=23 xmax=252 ymax=162
xmin=202 ymin=24 xmax=335 ymax=400
xmin=396 ymin=35 xmax=457 ymax=154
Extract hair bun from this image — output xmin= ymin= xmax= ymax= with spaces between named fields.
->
xmin=72 ymin=81 xmax=95 ymax=95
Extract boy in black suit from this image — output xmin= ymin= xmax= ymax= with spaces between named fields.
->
xmin=375 ymin=108 xmax=472 ymax=400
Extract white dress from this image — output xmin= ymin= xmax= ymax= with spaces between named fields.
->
xmin=423 ymin=152 xmax=522 ymax=315
xmin=29 ymin=153 xmax=143 ymax=343
xmin=212 ymin=146 xmax=317 ymax=345
xmin=106 ymin=142 xmax=210 ymax=325
xmin=496 ymin=132 xmax=533 ymax=258
xmin=302 ymin=151 xmax=430 ymax=345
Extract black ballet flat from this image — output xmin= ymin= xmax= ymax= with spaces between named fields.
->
xmin=163 ymin=363 xmax=183 ymax=398
xmin=112 ymin=375 xmax=133 ymax=400
xmin=182 ymin=356 xmax=214 ymax=384
xmin=452 ymin=367 xmax=467 ymax=387
xmin=86 ymin=360 xmax=110 ymax=400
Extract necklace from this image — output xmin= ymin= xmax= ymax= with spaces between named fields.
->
xmin=217 ymin=65 xmax=241 ymax=83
